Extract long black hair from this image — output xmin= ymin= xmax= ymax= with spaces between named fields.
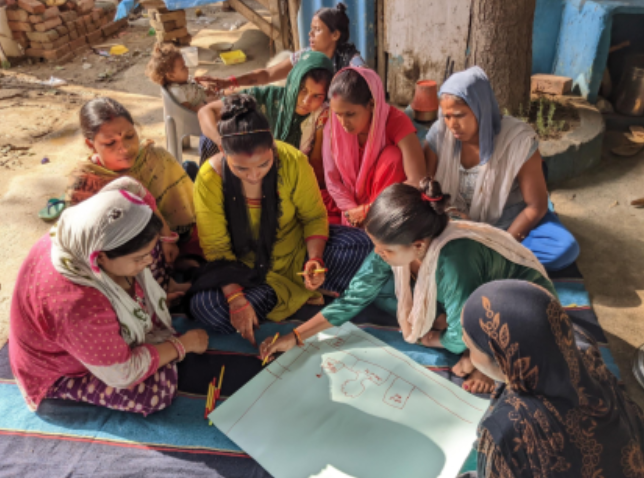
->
xmin=219 ymin=94 xmax=280 ymax=282
xmin=315 ymin=2 xmax=360 ymax=72
xmin=80 ymin=97 xmax=134 ymax=140
xmin=328 ymin=68 xmax=373 ymax=106
xmin=365 ymin=178 xmax=451 ymax=245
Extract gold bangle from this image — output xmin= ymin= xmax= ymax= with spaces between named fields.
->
xmin=226 ymin=292 xmax=244 ymax=304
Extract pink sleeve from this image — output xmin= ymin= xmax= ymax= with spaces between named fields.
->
xmin=57 ymin=289 xmax=160 ymax=388
xmin=141 ymin=188 xmax=158 ymax=211
xmin=386 ymin=107 xmax=417 ymax=145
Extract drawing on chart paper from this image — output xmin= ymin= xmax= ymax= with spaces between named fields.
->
xmin=210 ymin=323 xmax=489 ymax=478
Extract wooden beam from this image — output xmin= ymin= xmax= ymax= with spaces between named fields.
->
xmin=254 ymin=0 xmax=269 ymax=8
xmin=377 ymin=0 xmax=385 ymax=84
xmin=228 ymin=0 xmax=279 ymax=41
xmin=288 ymin=0 xmax=300 ymax=51
xmin=267 ymin=0 xmax=285 ymax=51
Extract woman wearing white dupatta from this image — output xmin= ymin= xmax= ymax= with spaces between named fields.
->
xmin=425 ymin=67 xmax=579 ymax=272
xmin=259 ymin=179 xmax=557 ymax=394
xmin=9 ymin=178 xmax=207 ymax=415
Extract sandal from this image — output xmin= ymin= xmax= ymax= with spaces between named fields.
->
xmin=38 ymin=195 xmax=66 ymax=221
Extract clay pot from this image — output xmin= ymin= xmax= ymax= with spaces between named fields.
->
xmin=411 ymin=80 xmax=438 ymax=122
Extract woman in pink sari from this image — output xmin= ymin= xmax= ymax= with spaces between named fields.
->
xmin=322 ymin=67 xmax=426 ymax=226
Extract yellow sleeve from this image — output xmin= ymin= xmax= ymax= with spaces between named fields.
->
xmin=193 ymin=163 xmax=236 ymax=262
xmin=285 ymin=143 xmax=329 ymax=240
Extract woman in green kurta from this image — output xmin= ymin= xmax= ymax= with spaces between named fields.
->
xmin=190 ymin=94 xmax=372 ymax=347
xmin=198 ymin=51 xmax=334 ymax=186
xmin=260 ymin=178 xmax=556 ymax=393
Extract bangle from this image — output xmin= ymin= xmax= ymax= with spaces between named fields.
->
xmin=292 ymin=328 xmax=304 ymax=347
xmin=307 ymin=257 xmax=325 ymax=268
xmin=224 ymin=287 xmax=244 ymax=299
xmin=228 ymin=75 xmax=239 ymax=88
xmin=168 ymin=336 xmax=186 ymax=362
xmin=160 ymin=231 xmax=179 ymax=243
xmin=230 ymin=302 xmax=251 ymax=315
xmin=226 ymin=292 xmax=245 ymax=304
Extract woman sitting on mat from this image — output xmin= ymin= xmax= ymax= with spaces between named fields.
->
xmin=198 ymin=51 xmax=334 ymax=188
xmin=323 ymin=67 xmax=426 ymax=226
xmin=195 ymin=3 xmax=365 ymax=94
xmin=9 ymin=178 xmax=208 ymax=416
xmin=425 ymin=66 xmax=579 ymax=272
xmin=191 ymin=94 xmax=372 ymax=347
xmin=459 ymin=280 xmax=644 ymax=477
xmin=260 ymin=178 xmax=556 ymax=394
xmin=66 ymin=97 xmax=198 ymax=291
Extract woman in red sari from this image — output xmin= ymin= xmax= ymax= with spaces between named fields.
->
xmin=322 ymin=67 xmax=426 ymax=226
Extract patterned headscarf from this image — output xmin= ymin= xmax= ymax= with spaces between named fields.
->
xmin=51 ymin=177 xmax=173 ymax=345
xmin=462 ymin=280 xmax=644 ymax=477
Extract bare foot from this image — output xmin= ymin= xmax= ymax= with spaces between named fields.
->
xmin=452 ymin=351 xmax=475 ymax=378
xmin=462 ymin=369 xmax=495 ymax=394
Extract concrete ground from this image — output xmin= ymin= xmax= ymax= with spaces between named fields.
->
xmin=1 ymin=5 xmax=644 ymax=410
xmin=551 ymin=131 xmax=644 ymax=407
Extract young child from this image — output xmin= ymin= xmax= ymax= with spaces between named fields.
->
xmin=146 ymin=43 xmax=216 ymax=112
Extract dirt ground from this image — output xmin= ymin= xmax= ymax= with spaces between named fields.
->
xmin=1 ymin=5 xmax=644 ymax=409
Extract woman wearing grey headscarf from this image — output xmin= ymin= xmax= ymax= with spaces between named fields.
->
xmin=425 ymin=67 xmax=579 ymax=272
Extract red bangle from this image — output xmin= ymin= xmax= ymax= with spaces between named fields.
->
xmin=224 ymin=287 xmax=244 ymax=299
xmin=230 ymin=302 xmax=251 ymax=315
xmin=228 ymin=75 xmax=239 ymax=88
xmin=160 ymin=231 xmax=179 ymax=243
xmin=307 ymin=257 xmax=325 ymax=268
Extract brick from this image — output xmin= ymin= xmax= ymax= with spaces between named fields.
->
xmin=73 ymin=17 xmax=83 ymax=28
xmin=114 ymin=18 xmax=128 ymax=29
xmin=55 ymin=25 xmax=68 ymax=35
xmin=15 ymin=37 xmax=29 ymax=48
xmin=531 ymin=74 xmax=573 ymax=96
xmin=69 ymin=34 xmax=86 ymax=49
xmin=82 ymin=13 xmax=92 ymax=25
xmin=60 ymin=10 xmax=77 ymax=21
xmin=6 ymin=8 xmax=29 ymax=22
xmin=44 ymin=6 xmax=60 ymax=18
xmin=76 ymin=0 xmax=94 ymax=13
xmin=26 ymin=29 xmax=59 ymax=42
xmin=38 ymin=34 xmax=69 ymax=49
xmin=18 ymin=0 xmax=46 ymax=14
xmin=156 ymin=10 xmax=185 ymax=23
xmin=26 ymin=43 xmax=70 ymax=59
xmin=12 ymin=30 xmax=29 ymax=41
xmin=8 ymin=21 xmax=33 ymax=31
xmin=86 ymin=20 xmax=98 ymax=32
xmin=86 ymin=29 xmax=103 ymax=44
xmin=91 ymin=9 xmax=101 ymax=21
xmin=100 ymin=20 xmax=118 ymax=36
xmin=156 ymin=27 xmax=187 ymax=42
xmin=35 ymin=17 xmax=62 ymax=32
xmin=64 ymin=0 xmax=76 ymax=9
xmin=30 ymin=40 xmax=43 ymax=48
xmin=98 ymin=16 xmax=107 ymax=26
xmin=76 ymin=21 xmax=86 ymax=34
xmin=29 ymin=14 xmax=44 ymax=23
xmin=69 ymin=29 xmax=78 ymax=40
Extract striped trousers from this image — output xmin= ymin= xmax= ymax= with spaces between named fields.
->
xmin=190 ymin=225 xmax=373 ymax=334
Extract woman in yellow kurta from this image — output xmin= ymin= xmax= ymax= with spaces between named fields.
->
xmin=190 ymin=94 xmax=372 ymax=346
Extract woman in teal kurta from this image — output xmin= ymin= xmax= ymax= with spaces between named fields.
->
xmin=260 ymin=178 xmax=556 ymax=394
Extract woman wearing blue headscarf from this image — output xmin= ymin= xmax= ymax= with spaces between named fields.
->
xmin=425 ymin=67 xmax=579 ymax=272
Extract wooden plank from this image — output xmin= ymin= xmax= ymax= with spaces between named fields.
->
xmin=376 ymin=0 xmax=385 ymax=84
xmin=287 ymin=0 xmax=299 ymax=51
xmin=228 ymin=0 xmax=278 ymax=41
xmin=254 ymin=0 xmax=269 ymax=8
xmin=267 ymin=0 xmax=284 ymax=51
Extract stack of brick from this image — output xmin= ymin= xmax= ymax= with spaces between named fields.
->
xmin=6 ymin=0 xmax=128 ymax=61
xmin=149 ymin=7 xmax=191 ymax=46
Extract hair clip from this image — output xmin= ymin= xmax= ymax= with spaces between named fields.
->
xmin=421 ymin=193 xmax=443 ymax=202
xmin=220 ymin=129 xmax=272 ymax=139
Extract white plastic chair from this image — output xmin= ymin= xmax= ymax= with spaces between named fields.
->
xmin=161 ymin=86 xmax=203 ymax=163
